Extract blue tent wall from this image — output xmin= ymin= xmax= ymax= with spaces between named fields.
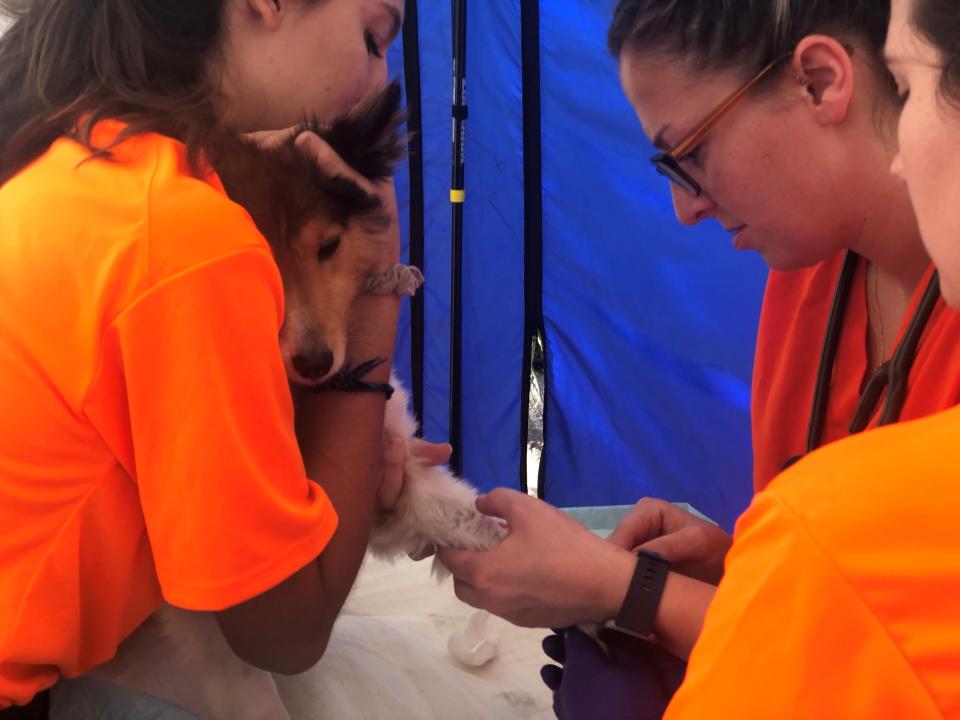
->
xmin=388 ymin=3 xmax=460 ymax=447
xmin=459 ymin=1 xmax=527 ymax=490
xmin=390 ymin=1 xmax=528 ymax=491
xmin=537 ymin=0 xmax=769 ymax=531
xmin=392 ymin=1 xmax=769 ymax=532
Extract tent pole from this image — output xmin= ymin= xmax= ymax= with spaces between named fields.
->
xmin=402 ymin=0 xmax=426 ymax=434
xmin=449 ymin=0 xmax=468 ymax=475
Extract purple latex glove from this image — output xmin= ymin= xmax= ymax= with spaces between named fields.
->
xmin=540 ymin=628 xmax=686 ymax=720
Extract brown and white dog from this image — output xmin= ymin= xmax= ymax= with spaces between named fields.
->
xmin=91 ymin=84 xmax=505 ymax=719
xmin=207 ymin=81 xmax=507 ymax=567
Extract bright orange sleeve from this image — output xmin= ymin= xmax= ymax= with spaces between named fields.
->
xmin=103 ymin=246 xmax=338 ymax=611
xmin=663 ymin=490 xmax=942 ymax=720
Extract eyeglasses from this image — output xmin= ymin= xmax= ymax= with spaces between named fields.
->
xmin=650 ymin=54 xmax=793 ymax=197
xmin=652 ymin=45 xmax=856 ymax=197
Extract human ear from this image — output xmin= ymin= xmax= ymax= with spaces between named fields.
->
xmin=792 ymin=35 xmax=856 ymax=125
xmin=244 ymin=0 xmax=284 ymax=31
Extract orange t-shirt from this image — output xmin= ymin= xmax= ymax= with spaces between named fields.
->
xmin=752 ymin=252 xmax=960 ymax=491
xmin=0 ymin=123 xmax=338 ymax=708
xmin=665 ymin=406 xmax=960 ymax=719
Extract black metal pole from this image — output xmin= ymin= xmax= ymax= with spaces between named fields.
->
xmin=402 ymin=0 xmax=426 ymax=434
xmin=449 ymin=0 xmax=468 ymax=475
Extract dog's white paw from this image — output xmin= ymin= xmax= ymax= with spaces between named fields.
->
xmin=369 ymin=462 xmax=508 ymax=568
xmin=426 ymin=494 xmax=508 ymax=551
xmin=428 ymin=501 xmax=506 ymax=579
xmin=371 ymin=376 xmax=508 ymax=578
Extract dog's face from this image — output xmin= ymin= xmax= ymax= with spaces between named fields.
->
xmin=273 ymin=214 xmax=386 ymax=385
xmin=209 ymin=82 xmax=405 ymax=387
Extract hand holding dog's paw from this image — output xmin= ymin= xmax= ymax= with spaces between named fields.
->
xmin=437 ymin=489 xmax=638 ymax=630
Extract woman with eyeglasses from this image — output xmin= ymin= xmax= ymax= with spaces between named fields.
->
xmin=439 ymin=0 xmax=960 ymax=710
xmin=614 ymin=0 xmax=960 ymax=508
xmin=637 ymin=1 xmax=960 ymax=715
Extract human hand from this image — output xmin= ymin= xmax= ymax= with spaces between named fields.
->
xmin=541 ymin=628 xmax=686 ymax=720
xmin=436 ymin=489 xmax=637 ymax=628
xmin=379 ymin=436 xmax=453 ymax=511
xmin=607 ymin=499 xmax=732 ymax=585
xmin=243 ymin=127 xmax=295 ymax=151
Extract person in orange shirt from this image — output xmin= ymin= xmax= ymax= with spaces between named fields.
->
xmin=0 ymin=1 xmax=450 ymax=716
xmin=439 ymin=0 xmax=960 ymax=666
xmin=444 ymin=0 xmax=960 ymax=717
xmin=562 ymin=2 xmax=960 ymax=715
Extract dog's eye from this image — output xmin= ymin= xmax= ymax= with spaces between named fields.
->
xmin=317 ymin=237 xmax=341 ymax=263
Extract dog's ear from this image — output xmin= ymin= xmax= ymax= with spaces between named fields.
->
xmin=206 ymin=131 xmax=296 ymax=247
xmin=316 ymin=174 xmax=390 ymax=230
xmin=302 ymin=81 xmax=406 ymax=183
xmin=208 ymin=82 xmax=405 ymax=246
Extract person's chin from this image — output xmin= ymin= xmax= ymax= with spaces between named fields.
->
xmin=756 ymin=246 xmax=823 ymax=273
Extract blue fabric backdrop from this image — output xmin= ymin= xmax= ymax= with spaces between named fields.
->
xmin=390 ymin=0 xmax=769 ymax=532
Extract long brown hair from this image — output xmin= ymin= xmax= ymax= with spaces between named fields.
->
xmin=0 ymin=1 xmax=226 ymax=185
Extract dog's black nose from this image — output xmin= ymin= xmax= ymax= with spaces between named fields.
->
xmin=292 ymin=350 xmax=334 ymax=380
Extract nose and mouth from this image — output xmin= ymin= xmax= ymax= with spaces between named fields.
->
xmin=283 ymin=324 xmax=342 ymax=386
xmin=291 ymin=349 xmax=336 ymax=384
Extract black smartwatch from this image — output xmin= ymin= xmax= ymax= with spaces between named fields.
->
xmin=613 ymin=550 xmax=671 ymax=637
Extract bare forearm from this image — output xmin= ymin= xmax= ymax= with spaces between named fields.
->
xmin=300 ymin=394 xmax=384 ymax=580
xmin=592 ymin=548 xmax=717 ymax=659
xmin=294 ymin=297 xmax=400 ymax=627
xmin=653 ymin=573 xmax=714 ymax=660
xmin=595 ymin=558 xmax=712 ymax=660
xmin=293 ymin=169 xmax=402 ymax=630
